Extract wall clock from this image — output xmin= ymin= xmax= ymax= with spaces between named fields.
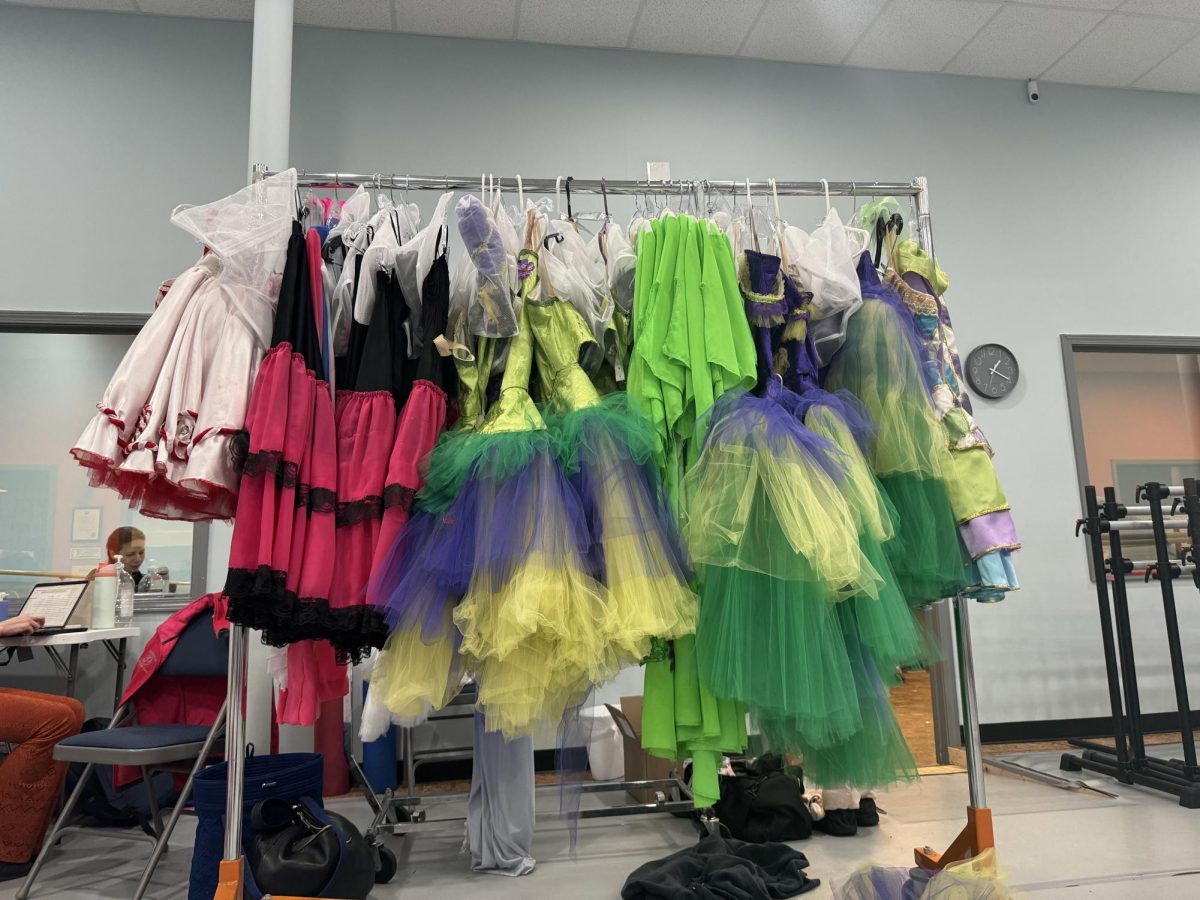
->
xmin=965 ymin=344 xmax=1019 ymax=399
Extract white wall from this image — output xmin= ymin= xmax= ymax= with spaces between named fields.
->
xmin=0 ymin=6 xmax=251 ymax=313
xmin=5 ymin=5 xmax=1200 ymax=728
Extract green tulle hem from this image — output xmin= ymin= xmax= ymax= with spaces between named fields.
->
xmin=544 ymin=392 xmax=658 ymax=472
xmin=878 ymin=471 xmax=969 ymax=605
xmin=417 ymin=427 xmax=552 ymax=514
xmin=760 ymin=604 xmax=920 ymax=790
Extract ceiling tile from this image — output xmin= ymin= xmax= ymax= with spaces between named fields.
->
xmin=843 ymin=0 xmax=1000 ymax=72
xmin=517 ymin=0 xmax=641 ymax=48
xmin=1134 ymin=32 xmax=1200 ymax=91
xmin=740 ymin=0 xmax=886 ymax=65
xmin=1119 ymin=0 xmax=1200 ymax=19
xmin=296 ymin=0 xmax=392 ymax=31
xmin=629 ymin=0 xmax=764 ymax=56
xmin=8 ymin=1 xmax=135 ymax=10
xmin=1042 ymin=12 xmax=1200 ymax=85
xmin=137 ymin=0 xmax=252 ymax=20
xmin=393 ymin=0 xmax=517 ymax=40
xmin=944 ymin=4 xmax=1104 ymax=78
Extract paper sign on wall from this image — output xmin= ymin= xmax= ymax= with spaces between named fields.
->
xmin=646 ymin=161 xmax=671 ymax=182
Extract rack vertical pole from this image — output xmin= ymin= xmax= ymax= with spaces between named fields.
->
xmin=1143 ymin=482 xmax=1198 ymax=773
xmin=1082 ymin=486 xmax=1131 ymax=770
xmin=217 ymin=3 xmax=294 ymax=898
xmin=1103 ymin=489 xmax=1146 ymax=764
xmin=913 ymin=175 xmax=996 ymax=870
xmin=955 ymin=598 xmax=987 ymax=810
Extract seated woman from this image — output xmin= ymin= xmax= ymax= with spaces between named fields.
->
xmin=0 ymin=613 xmax=85 ymax=881
xmin=104 ymin=526 xmax=147 ymax=587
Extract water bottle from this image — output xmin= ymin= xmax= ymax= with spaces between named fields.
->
xmin=146 ymin=562 xmax=168 ymax=593
xmin=114 ymin=555 xmax=136 ymax=625
xmin=92 ymin=564 xmax=116 ymax=628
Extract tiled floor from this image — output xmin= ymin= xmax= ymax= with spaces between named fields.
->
xmin=5 ymin=747 xmax=1200 ymax=898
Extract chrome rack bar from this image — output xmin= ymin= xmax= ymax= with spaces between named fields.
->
xmin=365 ymin=776 xmax=697 ymax=838
xmin=703 ymin=179 xmax=921 ymax=197
xmin=1101 ymin=519 xmax=1190 ymax=532
xmin=263 ymin=170 xmax=921 ymax=198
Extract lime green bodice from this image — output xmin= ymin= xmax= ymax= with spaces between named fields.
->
xmin=526 ymin=250 xmax=603 ymax=414
xmin=475 ymin=251 xmax=545 ymax=435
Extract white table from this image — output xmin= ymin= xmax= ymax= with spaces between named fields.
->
xmin=0 ymin=626 xmax=140 ymax=711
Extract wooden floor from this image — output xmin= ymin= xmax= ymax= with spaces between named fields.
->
xmin=890 ymin=668 xmax=938 ymax=768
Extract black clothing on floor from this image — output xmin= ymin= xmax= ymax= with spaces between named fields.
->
xmin=621 ymin=834 xmax=820 ymax=900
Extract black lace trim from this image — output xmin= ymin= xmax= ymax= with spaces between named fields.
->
xmin=298 ymin=486 xmax=336 ymax=514
xmin=383 ymin=484 xmax=416 ymax=513
xmin=229 ymin=430 xmax=250 ymax=474
xmin=333 ymin=485 xmax=416 ymax=526
xmin=224 ymin=566 xmax=388 ymax=662
xmin=241 ymin=450 xmax=301 ymax=488
xmin=337 ymin=496 xmax=382 ymax=527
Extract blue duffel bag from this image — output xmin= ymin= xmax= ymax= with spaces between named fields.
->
xmin=189 ymin=752 xmax=324 ymax=900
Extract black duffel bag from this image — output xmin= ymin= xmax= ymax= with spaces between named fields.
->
xmin=249 ymin=797 xmax=376 ymax=899
xmin=713 ymin=754 xmax=812 ymax=843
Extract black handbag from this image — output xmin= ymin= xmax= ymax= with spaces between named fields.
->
xmin=713 ymin=755 xmax=812 ymax=843
xmin=249 ymin=797 xmax=376 ymax=899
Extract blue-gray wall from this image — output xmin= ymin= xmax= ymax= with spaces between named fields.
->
xmin=5 ymin=4 xmax=1200 ymax=728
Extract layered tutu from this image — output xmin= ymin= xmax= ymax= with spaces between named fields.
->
xmin=528 ymin=276 xmax=698 ymax=664
xmin=369 ymin=264 xmax=618 ymax=738
xmin=683 ymin=385 xmax=878 ymax=596
xmin=823 ymin=260 xmax=969 ymax=605
xmin=788 ymin=602 xmax=919 ymax=789
xmin=802 ymin=398 xmax=930 ymax=677
xmin=72 ymin=172 xmax=296 ymax=521
xmin=684 ymin=381 xmax=884 ymax=749
xmin=548 ymin=397 xmax=696 ymax=655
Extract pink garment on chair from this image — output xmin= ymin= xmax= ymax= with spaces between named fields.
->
xmin=113 ymin=594 xmax=229 ymax=788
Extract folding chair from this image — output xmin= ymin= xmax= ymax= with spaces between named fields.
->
xmin=17 ymin=611 xmax=228 ymax=900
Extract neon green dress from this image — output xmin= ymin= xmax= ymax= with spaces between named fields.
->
xmin=628 ymin=215 xmax=757 ymax=808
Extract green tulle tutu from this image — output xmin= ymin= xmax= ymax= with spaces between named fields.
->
xmin=786 ymin=602 xmax=920 ymax=789
xmin=824 ymin=299 xmax=969 ymax=605
xmin=879 ymin=471 xmax=970 ymax=604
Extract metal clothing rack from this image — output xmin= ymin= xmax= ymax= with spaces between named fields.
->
xmin=215 ymin=170 xmax=994 ymax=894
xmin=1064 ymin=481 xmax=1200 ymax=807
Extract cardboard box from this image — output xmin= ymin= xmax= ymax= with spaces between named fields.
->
xmin=606 ymin=696 xmax=676 ymax=804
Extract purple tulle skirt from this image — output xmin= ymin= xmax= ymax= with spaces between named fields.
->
xmin=368 ymin=443 xmax=594 ymax=641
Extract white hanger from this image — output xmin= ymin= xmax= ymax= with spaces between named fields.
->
xmin=555 ymin=176 xmax=564 ymax=219
xmin=820 ymin=178 xmax=831 ymax=216
xmin=769 ymin=177 xmax=782 ymax=223
xmin=517 ymin=174 xmax=525 ymax=209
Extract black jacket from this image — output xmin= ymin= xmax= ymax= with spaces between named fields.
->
xmin=621 ymin=834 xmax=819 ymax=900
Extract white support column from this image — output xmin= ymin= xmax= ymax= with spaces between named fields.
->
xmin=245 ymin=0 xmax=308 ymax=756
xmin=247 ymin=0 xmax=294 ymax=177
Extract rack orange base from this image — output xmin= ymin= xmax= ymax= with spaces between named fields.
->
xmin=214 ymin=859 xmax=244 ymax=900
xmin=914 ymin=805 xmax=994 ymax=870
xmin=214 ymin=858 xmax=323 ymax=900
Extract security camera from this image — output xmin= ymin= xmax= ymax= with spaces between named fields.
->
xmin=1027 ymin=79 xmax=1040 ymax=103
